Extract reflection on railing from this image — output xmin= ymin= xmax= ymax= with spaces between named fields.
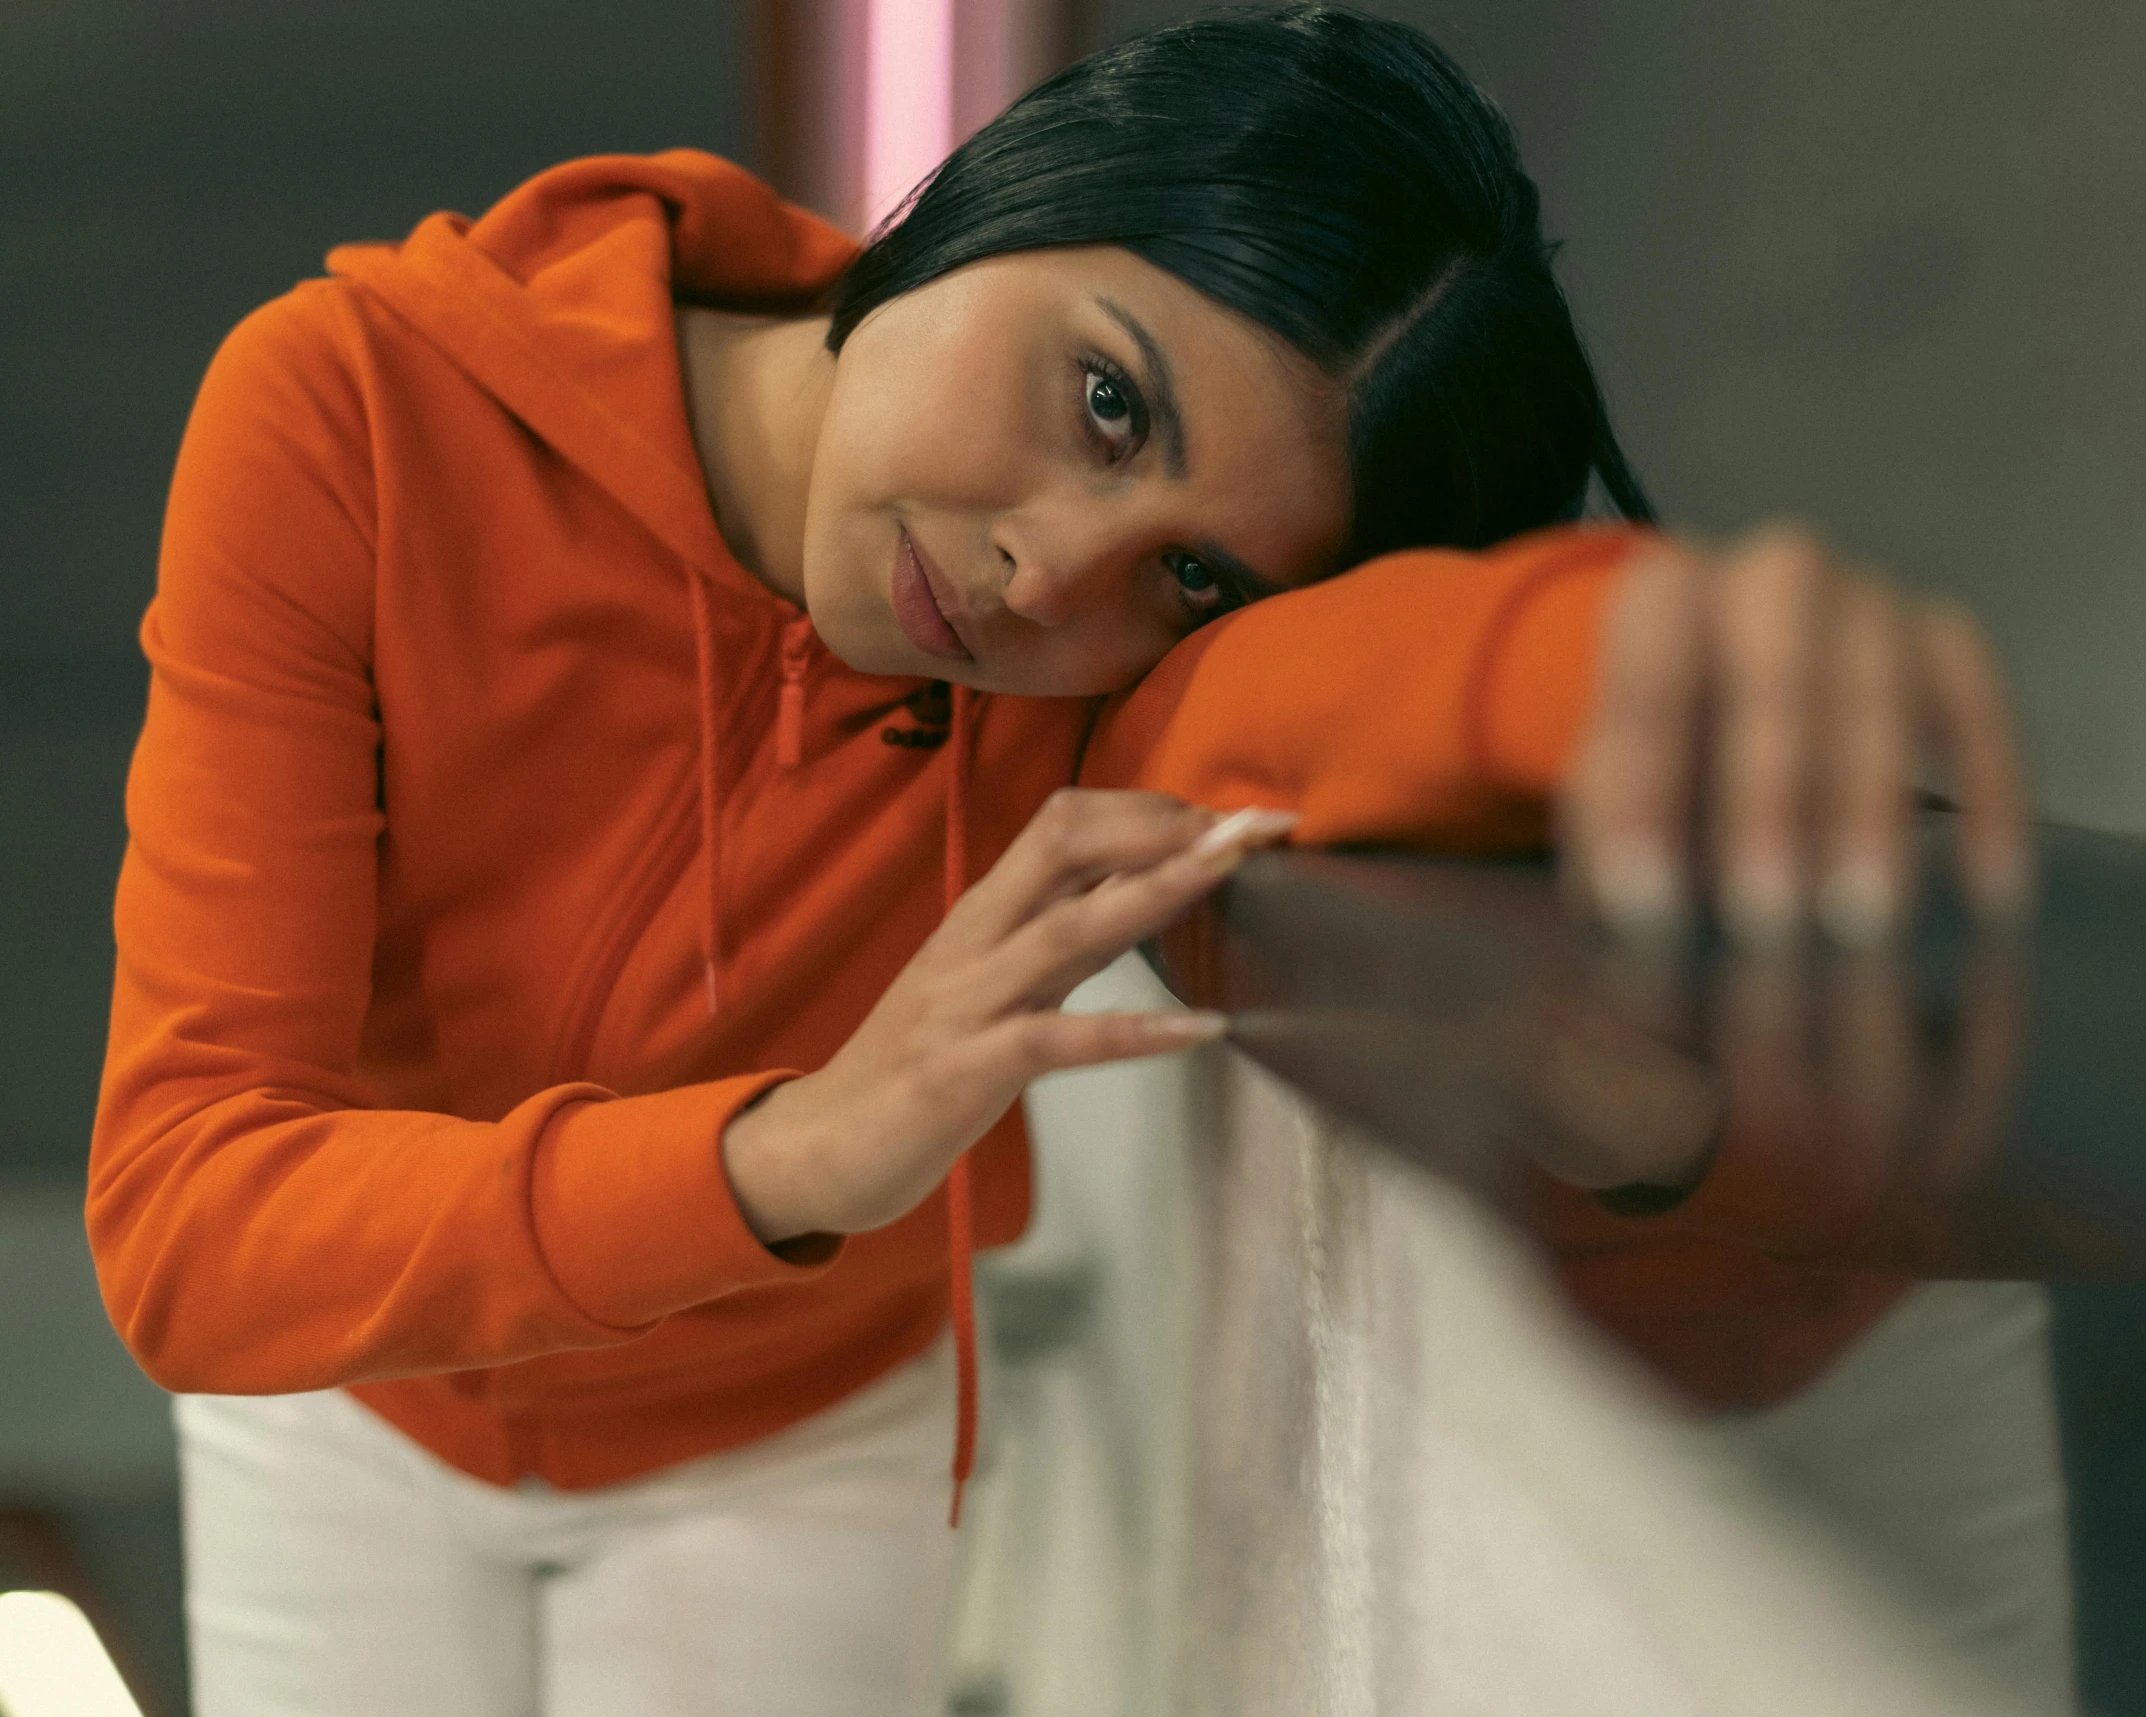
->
xmin=1183 ymin=820 xmax=2146 ymax=1281
xmin=952 ymin=820 xmax=2145 ymax=1714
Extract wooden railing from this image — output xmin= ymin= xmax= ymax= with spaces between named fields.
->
xmin=951 ymin=819 xmax=2142 ymax=1715
xmin=1164 ymin=819 xmax=2146 ymax=1282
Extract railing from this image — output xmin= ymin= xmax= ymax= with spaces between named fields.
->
xmin=1179 ymin=820 xmax=2146 ymax=1279
xmin=951 ymin=820 xmax=2145 ymax=1715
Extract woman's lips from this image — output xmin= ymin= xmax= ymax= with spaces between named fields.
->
xmin=890 ymin=525 xmax=974 ymax=662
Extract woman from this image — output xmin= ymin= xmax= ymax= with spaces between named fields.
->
xmin=89 ymin=7 xmax=2026 ymax=1713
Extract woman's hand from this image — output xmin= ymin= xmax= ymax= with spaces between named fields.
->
xmin=1562 ymin=523 xmax=2032 ymax=944
xmin=1535 ymin=524 xmax=2034 ymax=1210
xmin=721 ymin=793 xmax=1293 ymax=1247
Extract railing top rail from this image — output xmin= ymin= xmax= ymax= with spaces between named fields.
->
xmin=1159 ymin=819 xmax=2146 ymax=1281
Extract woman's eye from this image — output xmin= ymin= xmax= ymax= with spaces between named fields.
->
xmin=1080 ymin=362 xmax=1146 ymax=461
xmin=1170 ymin=554 xmax=1234 ymax=618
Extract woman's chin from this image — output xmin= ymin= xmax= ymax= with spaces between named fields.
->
xmin=811 ymin=609 xmax=936 ymax=679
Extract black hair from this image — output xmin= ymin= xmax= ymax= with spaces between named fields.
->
xmin=828 ymin=3 xmax=1652 ymax=566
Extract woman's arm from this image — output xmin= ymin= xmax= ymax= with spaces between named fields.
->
xmin=89 ymin=291 xmax=823 ymax=1396
xmin=1081 ymin=517 xmax=2030 ymax=1232
xmin=1083 ymin=518 xmax=2026 ymax=939
xmin=1077 ymin=524 xmax=1634 ymax=849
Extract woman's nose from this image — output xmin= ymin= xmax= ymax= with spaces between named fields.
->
xmin=998 ymin=556 xmax=1086 ymax=628
xmin=994 ymin=512 xmax=1131 ymax=628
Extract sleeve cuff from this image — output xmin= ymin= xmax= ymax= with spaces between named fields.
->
xmin=529 ymin=1071 xmax=838 ymax=1330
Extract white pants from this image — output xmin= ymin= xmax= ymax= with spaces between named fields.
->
xmin=175 ymin=1337 xmax=964 ymax=1717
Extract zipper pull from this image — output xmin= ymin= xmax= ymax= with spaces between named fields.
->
xmin=778 ymin=619 xmax=812 ymax=768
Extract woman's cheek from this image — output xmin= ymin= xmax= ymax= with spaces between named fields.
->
xmin=1080 ymin=615 xmax=1186 ymax=698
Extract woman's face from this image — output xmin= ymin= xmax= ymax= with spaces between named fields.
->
xmin=801 ymin=246 xmax=1352 ymax=696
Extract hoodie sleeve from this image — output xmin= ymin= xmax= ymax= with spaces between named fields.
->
xmin=89 ymin=287 xmax=830 ymax=1398
xmin=1078 ymin=526 xmax=1643 ymax=847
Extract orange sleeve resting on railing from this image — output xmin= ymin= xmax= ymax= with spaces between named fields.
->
xmin=1078 ymin=525 xmax=1642 ymax=848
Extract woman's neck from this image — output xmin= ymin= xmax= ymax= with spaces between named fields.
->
xmin=675 ymin=306 xmax=836 ymax=607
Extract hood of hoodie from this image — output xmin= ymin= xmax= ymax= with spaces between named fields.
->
xmin=330 ymin=150 xmax=855 ymax=590
xmin=331 ymin=152 xmax=875 ymax=1026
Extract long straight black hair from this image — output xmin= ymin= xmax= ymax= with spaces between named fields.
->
xmin=828 ymin=4 xmax=1652 ymax=566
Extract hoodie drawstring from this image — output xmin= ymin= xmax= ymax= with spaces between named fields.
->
xmin=691 ymin=585 xmax=815 ymax=1016
xmin=688 ymin=572 xmax=725 ymax=1017
xmin=943 ymin=683 xmax=979 ymax=1529
xmin=688 ymin=583 xmax=980 ymax=1527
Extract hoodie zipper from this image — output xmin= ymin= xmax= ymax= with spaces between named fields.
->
xmin=546 ymin=781 xmax=702 ymax=1087
xmin=777 ymin=617 xmax=812 ymax=768
xmin=547 ymin=616 xmax=811 ymax=1084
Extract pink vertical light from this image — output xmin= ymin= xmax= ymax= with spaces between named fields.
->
xmin=863 ymin=0 xmax=956 ymax=234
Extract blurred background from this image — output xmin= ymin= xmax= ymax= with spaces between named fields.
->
xmin=2 ymin=2 xmax=2141 ymax=1710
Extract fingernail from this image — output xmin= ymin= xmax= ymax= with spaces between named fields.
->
xmin=1156 ymin=1010 xmax=1230 ymax=1043
xmin=1722 ymin=861 xmax=1801 ymax=947
xmin=1594 ymin=844 xmax=1686 ymax=933
xmin=1190 ymin=806 xmax=1298 ymax=862
xmin=1817 ymin=862 xmax=1898 ymax=949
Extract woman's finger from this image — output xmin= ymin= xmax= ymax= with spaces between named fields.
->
xmin=1563 ymin=543 xmax=1707 ymax=930
xmin=1713 ymin=525 xmax=1826 ymax=944
xmin=988 ymin=1008 xmax=1230 ymax=1082
xmin=1914 ymin=599 xmax=2033 ymax=920
xmin=945 ymin=788 xmax=1220 ymax=950
xmin=1816 ymin=576 xmax=1913 ymax=947
xmin=977 ymin=811 xmax=1290 ymax=1013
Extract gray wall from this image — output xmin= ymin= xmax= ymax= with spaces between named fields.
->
xmin=1105 ymin=0 xmax=2146 ymax=834
xmin=3 ymin=0 xmax=751 ymax=665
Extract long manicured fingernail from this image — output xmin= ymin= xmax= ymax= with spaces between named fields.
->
xmin=1190 ymin=806 xmax=1298 ymax=862
xmin=1816 ymin=862 xmax=1898 ymax=949
xmin=1593 ymin=844 xmax=1686 ymax=933
xmin=1722 ymin=861 xmax=1801 ymax=947
xmin=1154 ymin=1010 xmax=1229 ymax=1043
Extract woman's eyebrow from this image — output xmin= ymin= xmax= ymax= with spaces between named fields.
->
xmin=1096 ymin=296 xmax=1187 ymax=478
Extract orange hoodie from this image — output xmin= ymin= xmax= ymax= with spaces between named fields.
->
xmin=88 ymin=151 xmax=1637 ymax=1498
